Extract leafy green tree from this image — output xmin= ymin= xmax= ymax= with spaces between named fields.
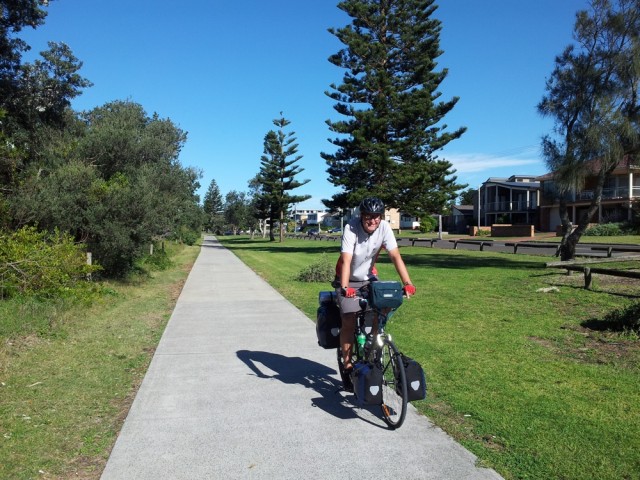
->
xmin=458 ymin=188 xmax=476 ymax=206
xmin=322 ymin=0 xmax=466 ymax=216
xmin=1 ymin=42 xmax=91 ymax=188
xmin=0 ymin=0 xmax=48 ymax=97
xmin=248 ymin=174 xmax=271 ymax=238
xmin=77 ymin=100 xmax=186 ymax=179
xmin=538 ymin=0 xmax=640 ymax=260
xmin=9 ymin=100 xmax=202 ymax=276
xmin=203 ymin=178 xmax=223 ymax=232
xmin=256 ymin=115 xmax=310 ymax=242
xmin=223 ymin=190 xmax=251 ymax=234
xmin=0 ymin=0 xmax=51 ymax=192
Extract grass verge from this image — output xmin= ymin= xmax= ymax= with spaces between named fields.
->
xmin=218 ymin=235 xmax=640 ymax=480
xmin=0 ymin=242 xmax=200 ymax=479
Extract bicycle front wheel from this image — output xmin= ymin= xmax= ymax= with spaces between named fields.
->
xmin=379 ymin=337 xmax=407 ymax=429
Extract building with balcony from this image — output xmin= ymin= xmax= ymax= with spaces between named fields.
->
xmin=291 ymin=208 xmax=328 ymax=229
xmin=537 ymin=156 xmax=640 ymax=232
xmin=477 ymin=175 xmax=540 ymax=227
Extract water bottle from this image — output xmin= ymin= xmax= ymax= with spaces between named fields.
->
xmin=356 ymin=331 xmax=366 ymax=357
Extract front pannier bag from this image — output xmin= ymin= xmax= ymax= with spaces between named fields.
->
xmin=397 ymin=354 xmax=427 ymax=402
xmin=368 ymin=281 xmax=404 ymax=309
xmin=350 ymin=361 xmax=383 ymax=406
xmin=316 ymin=291 xmax=341 ymax=349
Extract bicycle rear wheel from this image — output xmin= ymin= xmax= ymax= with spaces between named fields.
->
xmin=379 ymin=337 xmax=407 ymax=428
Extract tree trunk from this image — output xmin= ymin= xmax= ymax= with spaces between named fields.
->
xmin=279 ymin=210 xmax=284 ymax=243
xmin=269 ymin=214 xmax=275 ymax=242
xmin=558 ymin=168 xmax=609 ymax=261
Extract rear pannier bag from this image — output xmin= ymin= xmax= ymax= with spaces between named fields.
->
xmin=368 ymin=281 xmax=404 ymax=309
xmin=397 ymin=355 xmax=427 ymax=402
xmin=316 ymin=291 xmax=341 ymax=349
xmin=350 ymin=361 xmax=383 ymax=406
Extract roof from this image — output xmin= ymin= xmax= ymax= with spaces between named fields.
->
xmin=483 ymin=179 xmax=540 ymax=189
xmin=536 ymin=155 xmax=640 ymax=181
xmin=452 ymin=205 xmax=474 ymax=214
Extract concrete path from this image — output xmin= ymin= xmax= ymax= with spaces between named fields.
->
xmin=100 ymin=235 xmax=503 ymax=480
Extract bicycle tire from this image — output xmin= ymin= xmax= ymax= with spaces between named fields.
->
xmin=379 ymin=337 xmax=407 ymax=429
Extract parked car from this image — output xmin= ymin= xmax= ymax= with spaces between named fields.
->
xmin=329 ymin=227 xmax=341 ymax=233
xmin=308 ymin=229 xmax=319 ymax=236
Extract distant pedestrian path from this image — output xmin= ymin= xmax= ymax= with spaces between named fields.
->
xmin=100 ymin=235 xmax=503 ymax=480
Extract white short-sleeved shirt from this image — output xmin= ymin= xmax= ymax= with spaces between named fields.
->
xmin=341 ymin=217 xmax=398 ymax=281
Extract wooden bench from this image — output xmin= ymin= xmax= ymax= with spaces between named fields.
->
xmin=506 ymin=242 xmax=561 ymax=255
xmin=556 ymin=264 xmax=640 ymax=289
xmin=591 ymin=246 xmax=640 ymax=258
xmin=410 ymin=238 xmax=438 ymax=247
xmin=546 ymin=256 xmax=640 ymax=289
xmin=448 ymin=239 xmax=493 ymax=251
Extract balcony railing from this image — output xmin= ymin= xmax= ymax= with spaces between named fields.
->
xmin=576 ymin=186 xmax=640 ymax=200
xmin=484 ymin=200 xmax=537 ymax=213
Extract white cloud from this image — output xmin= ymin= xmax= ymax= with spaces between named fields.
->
xmin=446 ymin=151 xmax=543 ymax=174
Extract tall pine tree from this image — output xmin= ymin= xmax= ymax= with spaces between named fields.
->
xmin=256 ymin=114 xmax=311 ymax=242
xmin=202 ymin=178 xmax=223 ymax=233
xmin=322 ymin=0 xmax=466 ymax=216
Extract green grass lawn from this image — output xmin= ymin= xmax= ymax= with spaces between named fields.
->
xmin=218 ymin=236 xmax=640 ymax=480
xmin=0 ymin=243 xmax=200 ymax=479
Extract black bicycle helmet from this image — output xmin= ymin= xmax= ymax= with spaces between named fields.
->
xmin=359 ymin=197 xmax=385 ymax=215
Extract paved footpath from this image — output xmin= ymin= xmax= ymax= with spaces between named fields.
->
xmin=101 ymin=235 xmax=503 ymax=480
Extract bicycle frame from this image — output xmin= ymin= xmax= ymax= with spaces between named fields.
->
xmin=336 ymin=287 xmax=408 ymax=428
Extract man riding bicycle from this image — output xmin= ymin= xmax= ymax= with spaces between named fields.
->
xmin=335 ymin=197 xmax=416 ymax=385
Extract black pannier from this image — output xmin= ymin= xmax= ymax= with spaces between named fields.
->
xmin=316 ymin=291 xmax=341 ymax=349
xmin=397 ymin=354 xmax=427 ymax=402
xmin=350 ymin=361 xmax=383 ymax=406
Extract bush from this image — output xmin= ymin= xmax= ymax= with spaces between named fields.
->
xmin=584 ymin=222 xmax=623 ymax=236
xmin=170 ymin=226 xmax=200 ymax=246
xmin=138 ymin=246 xmax=173 ymax=271
xmin=419 ymin=216 xmax=436 ymax=233
xmin=594 ymin=302 xmax=640 ymax=334
xmin=0 ymin=227 xmax=101 ymax=299
xmin=296 ymin=254 xmax=335 ymax=283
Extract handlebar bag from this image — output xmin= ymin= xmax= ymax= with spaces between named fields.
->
xmin=369 ymin=281 xmax=403 ymax=309
xmin=350 ymin=361 xmax=383 ymax=406
xmin=316 ymin=291 xmax=341 ymax=349
xmin=396 ymin=354 xmax=426 ymax=401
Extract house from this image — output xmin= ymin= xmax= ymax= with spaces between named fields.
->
xmin=291 ymin=209 xmax=327 ymax=228
xmin=449 ymin=205 xmax=474 ymax=234
xmin=477 ymin=175 xmax=540 ymax=227
xmin=537 ymin=156 xmax=640 ymax=232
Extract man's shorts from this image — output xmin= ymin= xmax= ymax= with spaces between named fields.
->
xmin=335 ymin=280 xmax=369 ymax=314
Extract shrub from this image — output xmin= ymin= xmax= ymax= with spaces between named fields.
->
xmin=170 ymin=226 xmax=200 ymax=246
xmin=0 ymin=227 xmax=101 ymax=299
xmin=584 ymin=222 xmax=623 ymax=236
xmin=296 ymin=254 xmax=335 ymax=283
xmin=419 ymin=216 xmax=436 ymax=233
xmin=138 ymin=246 xmax=173 ymax=271
xmin=594 ymin=302 xmax=640 ymax=334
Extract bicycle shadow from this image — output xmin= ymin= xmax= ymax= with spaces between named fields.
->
xmin=236 ymin=350 xmax=386 ymax=428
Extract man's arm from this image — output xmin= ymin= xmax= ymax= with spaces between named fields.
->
xmin=340 ymin=252 xmax=353 ymax=289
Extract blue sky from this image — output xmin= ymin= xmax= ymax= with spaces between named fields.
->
xmin=21 ymin=0 xmax=590 ymax=209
